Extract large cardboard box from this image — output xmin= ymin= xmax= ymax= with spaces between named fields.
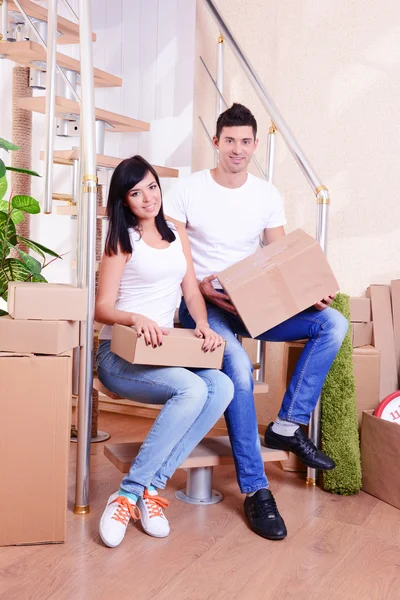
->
xmin=361 ymin=411 xmax=400 ymax=510
xmin=351 ymin=322 xmax=373 ymax=348
xmin=0 ymin=315 xmax=79 ymax=354
xmin=349 ymin=297 xmax=371 ymax=322
xmin=111 ymin=325 xmax=226 ymax=369
xmin=366 ymin=285 xmax=398 ymax=399
xmin=217 ymin=229 xmax=339 ymax=338
xmin=391 ymin=280 xmax=400 ymax=380
xmin=8 ymin=282 xmax=87 ymax=321
xmin=0 ymin=352 xmax=72 ymax=546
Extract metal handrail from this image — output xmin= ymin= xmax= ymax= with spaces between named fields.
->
xmin=60 ymin=0 xmax=79 ymax=23
xmin=203 ymin=0 xmax=330 ymax=485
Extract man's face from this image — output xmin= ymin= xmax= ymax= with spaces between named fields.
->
xmin=213 ymin=125 xmax=258 ymax=174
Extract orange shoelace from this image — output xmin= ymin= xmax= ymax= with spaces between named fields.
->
xmin=111 ymin=496 xmax=142 ymax=526
xmin=143 ymin=489 xmax=169 ymax=519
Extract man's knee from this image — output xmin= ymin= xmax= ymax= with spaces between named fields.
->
xmin=323 ymin=308 xmax=349 ymax=346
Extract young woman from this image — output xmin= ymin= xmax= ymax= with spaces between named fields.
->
xmin=95 ymin=156 xmax=234 ymax=548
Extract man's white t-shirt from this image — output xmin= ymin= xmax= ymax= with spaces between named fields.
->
xmin=163 ymin=169 xmax=287 ymax=285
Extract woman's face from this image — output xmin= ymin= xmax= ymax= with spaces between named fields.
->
xmin=124 ymin=170 xmax=161 ymax=222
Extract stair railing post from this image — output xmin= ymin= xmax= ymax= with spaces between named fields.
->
xmin=42 ymin=0 xmax=58 ymax=214
xmin=74 ymin=0 xmax=97 ymax=515
xmin=0 ymin=0 xmax=8 ymax=41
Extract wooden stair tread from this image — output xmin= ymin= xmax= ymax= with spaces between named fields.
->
xmin=17 ymin=96 xmax=150 ymax=133
xmin=1 ymin=41 xmax=121 ymax=88
xmin=8 ymin=0 xmax=96 ymax=44
xmin=56 ymin=205 xmax=107 ymax=217
xmin=40 ymin=149 xmax=179 ymax=177
xmin=53 ymin=192 xmax=72 ymax=202
xmin=104 ymin=438 xmax=288 ymax=472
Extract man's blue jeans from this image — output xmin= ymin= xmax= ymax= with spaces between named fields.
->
xmin=179 ymin=299 xmax=348 ymax=494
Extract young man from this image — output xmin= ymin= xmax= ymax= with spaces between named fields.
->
xmin=163 ymin=103 xmax=348 ymax=541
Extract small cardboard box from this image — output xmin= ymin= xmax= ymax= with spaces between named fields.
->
xmin=0 ymin=315 xmax=79 ymax=354
xmin=361 ymin=410 xmax=400 ymax=510
xmin=0 ymin=352 xmax=72 ymax=546
xmin=353 ymin=346 xmax=380 ymax=426
xmin=8 ymin=282 xmax=87 ymax=321
xmin=351 ymin=322 xmax=373 ymax=348
xmin=366 ymin=285 xmax=398 ymax=399
xmin=349 ymin=297 xmax=371 ymax=322
xmin=111 ymin=325 xmax=226 ymax=369
xmin=217 ymin=229 xmax=339 ymax=338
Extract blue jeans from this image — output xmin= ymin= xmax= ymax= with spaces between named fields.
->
xmin=179 ymin=298 xmax=348 ymax=493
xmin=97 ymin=341 xmax=234 ymax=497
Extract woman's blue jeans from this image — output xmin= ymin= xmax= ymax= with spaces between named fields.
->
xmin=179 ymin=300 xmax=348 ymax=493
xmin=97 ymin=341 xmax=234 ymax=497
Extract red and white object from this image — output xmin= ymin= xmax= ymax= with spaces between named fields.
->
xmin=374 ymin=391 xmax=400 ymax=424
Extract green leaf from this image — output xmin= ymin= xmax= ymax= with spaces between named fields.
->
xmin=32 ymin=274 xmax=47 ymax=283
xmin=0 ymin=175 xmax=8 ymax=201
xmin=0 ymin=138 xmax=19 ymax=152
xmin=6 ymin=166 xmax=41 ymax=177
xmin=11 ymin=195 xmax=40 ymax=214
xmin=0 ymin=212 xmax=17 ymax=245
xmin=3 ymin=257 xmax=32 ymax=281
xmin=0 ymin=309 xmax=8 ymax=317
xmin=8 ymin=244 xmax=42 ymax=275
xmin=0 ymin=159 xmax=5 ymax=178
xmin=18 ymin=235 xmax=61 ymax=259
xmin=0 ymin=200 xmax=24 ymax=225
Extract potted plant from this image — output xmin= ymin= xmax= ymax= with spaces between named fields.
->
xmin=0 ymin=136 xmax=61 ymax=314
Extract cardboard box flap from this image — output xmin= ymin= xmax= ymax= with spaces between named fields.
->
xmin=218 ymin=229 xmax=318 ymax=290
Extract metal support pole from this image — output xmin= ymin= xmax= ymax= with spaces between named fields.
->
xmin=216 ymin=33 xmax=224 ymax=118
xmin=0 ymin=0 xmax=8 ymax=41
xmin=95 ymin=120 xmax=105 ymax=155
xmin=58 ymin=67 xmax=78 ymax=101
xmin=307 ymin=188 xmax=330 ymax=486
xmin=74 ymin=0 xmax=97 ymax=516
xmin=255 ymin=341 xmax=266 ymax=382
xmin=176 ymin=467 xmax=223 ymax=505
xmin=266 ymin=123 xmax=276 ymax=183
xmin=42 ymin=0 xmax=57 ymax=214
xmin=71 ymin=155 xmax=80 ymax=397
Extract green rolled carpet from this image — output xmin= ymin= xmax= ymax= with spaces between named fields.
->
xmin=321 ymin=292 xmax=362 ymax=495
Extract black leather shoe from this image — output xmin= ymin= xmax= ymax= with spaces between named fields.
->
xmin=264 ymin=423 xmax=336 ymax=470
xmin=244 ymin=489 xmax=287 ymax=540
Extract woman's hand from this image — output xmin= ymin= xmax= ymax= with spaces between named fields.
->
xmin=131 ymin=315 xmax=169 ymax=347
xmin=194 ymin=321 xmax=224 ymax=352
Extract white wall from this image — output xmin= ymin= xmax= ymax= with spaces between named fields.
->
xmin=0 ymin=0 xmax=196 ymax=285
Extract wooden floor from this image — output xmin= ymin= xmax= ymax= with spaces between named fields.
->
xmin=1 ymin=412 xmax=399 ymax=600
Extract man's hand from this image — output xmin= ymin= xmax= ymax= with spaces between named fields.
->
xmin=314 ymin=294 xmax=336 ymax=311
xmin=199 ymin=274 xmax=238 ymax=315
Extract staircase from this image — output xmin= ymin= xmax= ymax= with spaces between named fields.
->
xmin=0 ymin=0 xmax=297 ymax=510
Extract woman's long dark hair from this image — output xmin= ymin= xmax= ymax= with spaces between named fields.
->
xmin=104 ymin=155 xmax=176 ymax=256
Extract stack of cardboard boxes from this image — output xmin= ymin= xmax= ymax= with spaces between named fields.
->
xmin=0 ymin=282 xmax=86 ymax=546
xmin=361 ymin=282 xmax=400 ymax=510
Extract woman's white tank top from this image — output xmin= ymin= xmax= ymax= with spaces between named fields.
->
xmin=99 ymin=224 xmax=187 ymax=340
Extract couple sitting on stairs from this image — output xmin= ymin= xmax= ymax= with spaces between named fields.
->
xmin=95 ymin=103 xmax=348 ymax=548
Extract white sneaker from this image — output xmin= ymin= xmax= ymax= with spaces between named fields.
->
xmin=99 ymin=492 xmax=141 ymax=548
xmin=137 ymin=489 xmax=170 ymax=538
